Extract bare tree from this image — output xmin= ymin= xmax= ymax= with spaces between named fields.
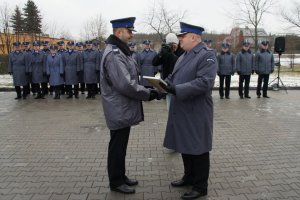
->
xmin=0 ymin=2 xmax=12 ymax=54
xmin=281 ymin=1 xmax=300 ymax=32
xmin=80 ymin=14 xmax=107 ymax=42
xmin=143 ymin=0 xmax=187 ymax=41
xmin=231 ymin=0 xmax=274 ymax=51
xmin=48 ymin=21 xmax=58 ymax=42
xmin=59 ymin=28 xmax=73 ymax=40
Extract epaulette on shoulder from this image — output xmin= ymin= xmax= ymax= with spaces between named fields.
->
xmin=112 ymin=45 xmax=120 ymax=54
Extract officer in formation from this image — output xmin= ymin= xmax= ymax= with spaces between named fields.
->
xmin=139 ymin=39 xmax=158 ymax=88
xmin=62 ymin=41 xmax=81 ymax=98
xmin=75 ymin=42 xmax=86 ymax=94
xmin=30 ymin=41 xmax=47 ymax=99
xmin=217 ymin=42 xmax=235 ymax=99
xmin=8 ymin=42 xmax=31 ymax=99
xmin=46 ymin=45 xmax=64 ymax=99
xmin=159 ymin=22 xmax=217 ymax=199
xmin=236 ymin=40 xmax=255 ymax=99
xmin=255 ymin=40 xmax=274 ymax=98
xmin=100 ymin=17 xmax=161 ymax=194
xmin=128 ymin=42 xmax=141 ymax=68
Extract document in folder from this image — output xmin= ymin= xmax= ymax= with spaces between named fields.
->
xmin=142 ymin=76 xmax=168 ymax=92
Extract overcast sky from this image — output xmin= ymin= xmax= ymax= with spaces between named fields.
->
xmin=1 ymin=0 xmax=298 ymax=40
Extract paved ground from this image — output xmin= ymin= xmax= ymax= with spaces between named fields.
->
xmin=0 ymin=90 xmax=299 ymax=200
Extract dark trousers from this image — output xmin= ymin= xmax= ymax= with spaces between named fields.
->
xmin=256 ymin=74 xmax=269 ymax=96
xmin=32 ymin=83 xmax=41 ymax=95
xmin=182 ymin=152 xmax=210 ymax=193
xmin=219 ymin=75 xmax=231 ymax=97
xmin=86 ymin=83 xmax=97 ymax=97
xmin=49 ymin=85 xmax=54 ymax=94
xmin=108 ymin=127 xmax=131 ymax=188
xmin=80 ymin=82 xmax=85 ymax=93
xmin=66 ymin=84 xmax=79 ymax=96
xmin=41 ymin=82 xmax=48 ymax=95
xmin=238 ymin=75 xmax=251 ymax=97
xmin=60 ymin=84 xmax=65 ymax=95
xmin=15 ymin=85 xmax=29 ymax=97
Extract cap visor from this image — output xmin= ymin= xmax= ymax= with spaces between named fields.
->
xmin=176 ymin=32 xmax=188 ymax=36
xmin=128 ymin=28 xmax=136 ymax=32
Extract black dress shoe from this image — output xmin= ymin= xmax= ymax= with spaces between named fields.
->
xmin=220 ymin=96 xmax=224 ymax=99
xmin=171 ymin=179 xmax=189 ymax=187
xmin=110 ymin=184 xmax=135 ymax=194
xmin=245 ymin=96 xmax=251 ymax=99
xmin=257 ymin=95 xmax=261 ymax=98
xmin=225 ymin=96 xmax=230 ymax=99
xmin=181 ymin=190 xmax=207 ymax=199
xmin=125 ymin=178 xmax=138 ymax=186
xmin=240 ymin=96 xmax=244 ymax=99
xmin=263 ymin=95 xmax=270 ymax=98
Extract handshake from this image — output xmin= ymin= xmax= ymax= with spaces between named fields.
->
xmin=148 ymin=89 xmax=166 ymax=101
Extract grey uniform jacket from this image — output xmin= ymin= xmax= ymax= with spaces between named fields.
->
xmin=30 ymin=51 xmax=47 ymax=83
xmin=163 ymin=43 xmax=218 ymax=155
xmin=139 ymin=49 xmax=158 ymax=86
xmin=236 ymin=50 xmax=255 ymax=75
xmin=100 ymin=44 xmax=150 ymax=130
xmin=82 ymin=49 xmax=101 ymax=84
xmin=8 ymin=51 xmax=31 ymax=86
xmin=217 ymin=52 xmax=235 ymax=75
xmin=62 ymin=50 xmax=81 ymax=85
xmin=255 ymin=50 xmax=274 ymax=74
xmin=46 ymin=54 xmax=64 ymax=86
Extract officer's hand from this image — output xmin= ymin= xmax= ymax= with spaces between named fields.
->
xmin=217 ymin=72 xmax=220 ymax=76
xmin=9 ymin=72 xmax=12 ymax=75
xmin=237 ymin=71 xmax=241 ymax=75
xmin=148 ymin=89 xmax=158 ymax=101
xmin=159 ymin=81 xmax=176 ymax=95
xmin=251 ymin=70 xmax=254 ymax=75
xmin=231 ymin=72 xmax=235 ymax=76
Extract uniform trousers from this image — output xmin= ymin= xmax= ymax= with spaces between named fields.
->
xmin=15 ymin=85 xmax=29 ymax=97
xmin=32 ymin=83 xmax=42 ymax=95
xmin=108 ymin=127 xmax=131 ymax=188
xmin=41 ymin=82 xmax=48 ymax=95
xmin=182 ymin=152 xmax=210 ymax=193
xmin=219 ymin=75 xmax=231 ymax=98
xmin=238 ymin=75 xmax=251 ymax=97
xmin=86 ymin=83 xmax=97 ymax=97
xmin=256 ymin=74 xmax=269 ymax=96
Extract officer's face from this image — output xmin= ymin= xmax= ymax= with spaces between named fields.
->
xmin=68 ymin=45 xmax=74 ymax=50
xmin=243 ymin=45 xmax=250 ymax=51
xmin=118 ymin=28 xmax=133 ymax=43
xmin=178 ymin=33 xmax=199 ymax=51
xmin=261 ymin=44 xmax=268 ymax=49
xmin=33 ymin=46 xmax=40 ymax=51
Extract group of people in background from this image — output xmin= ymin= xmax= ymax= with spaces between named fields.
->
xmin=205 ymin=39 xmax=274 ymax=99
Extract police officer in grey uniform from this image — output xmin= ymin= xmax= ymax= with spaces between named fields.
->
xmin=159 ymin=22 xmax=217 ymax=199
xmin=217 ymin=42 xmax=235 ymax=99
xmin=100 ymin=17 xmax=160 ymax=194
xmin=82 ymin=40 xmax=101 ymax=99
xmin=30 ymin=41 xmax=47 ymax=99
xmin=236 ymin=40 xmax=255 ymax=99
xmin=75 ymin=42 xmax=85 ymax=94
xmin=255 ymin=40 xmax=274 ymax=98
xmin=8 ymin=42 xmax=31 ymax=99
xmin=46 ymin=45 xmax=64 ymax=99
xmin=139 ymin=40 xmax=158 ymax=87
xmin=41 ymin=41 xmax=51 ymax=95
xmin=62 ymin=41 xmax=81 ymax=98
xmin=22 ymin=41 xmax=33 ymax=95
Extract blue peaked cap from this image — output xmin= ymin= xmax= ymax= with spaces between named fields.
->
xmin=110 ymin=17 xmax=136 ymax=31
xmin=177 ymin=22 xmax=204 ymax=36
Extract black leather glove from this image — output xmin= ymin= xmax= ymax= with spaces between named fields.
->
xmin=251 ymin=70 xmax=254 ymax=75
xmin=217 ymin=72 xmax=220 ymax=76
xmin=148 ymin=89 xmax=158 ymax=101
xmin=237 ymin=71 xmax=241 ymax=75
xmin=159 ymin=81 xmax=176 ymax=95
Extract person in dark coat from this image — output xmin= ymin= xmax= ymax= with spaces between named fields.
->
xmin=41 ymin=41 xmax=51 ymax=95
xmin=217 ymin=42 xmax=235 ymax=99
xmin=62 ymin=41 xmax=81 ymax=98
xmin=46 ymin=45 xmax=64 ymax=99
xmin=8 ymin=42 xmax=31 ymax=99
xmin=152 ymin=33 xmax=179 ymax=110
xmin=30 ymin=41 xmax=47 ymax=99
xmin=255 ymin=40 xmax=274 ymax=98
xmin=159 ymin=22 xmax=217 ymax=200
xmin=75 ymin=42 xmax=85 ymax=94
xmin=100 ymin=17 xmax=160 ymax=195
xmin=82 ymin=40 xmax=101 ymax=99
xmin=236 ymin=40 xmax=255 ymax=99
xmin=139 ymin=40 xmax=158 ymax=88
